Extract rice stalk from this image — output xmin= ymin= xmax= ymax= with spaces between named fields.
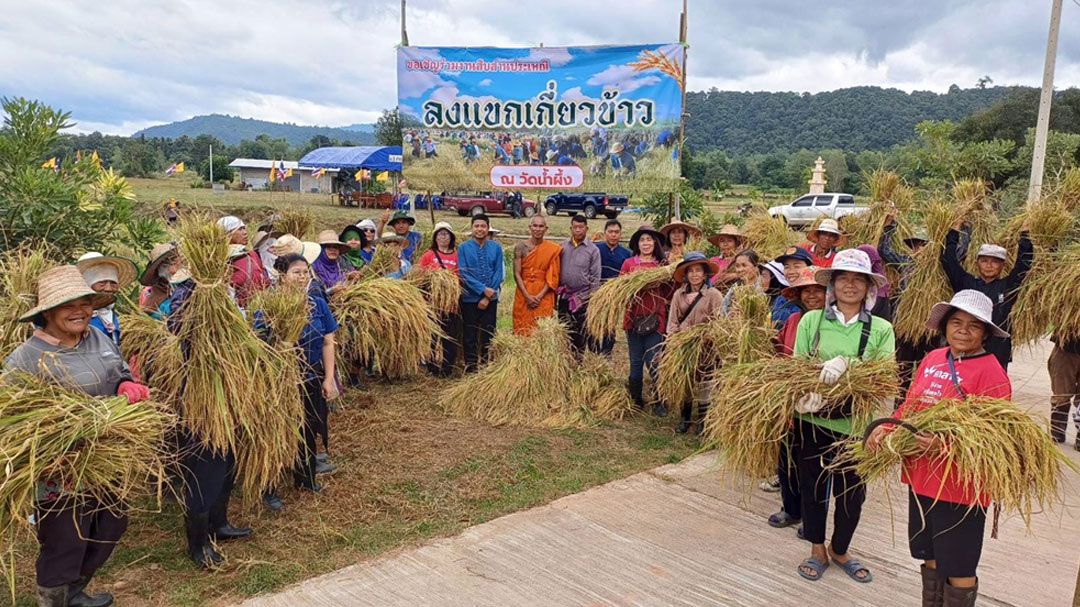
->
xmin=357 ymin=244 xmax=400 ymax=279
xmin=842 ymin=169 xmax=916 ymax=250
xmin=118 ymin=312 xmax=183 ymax=399
xmin=276 ymin=209 xmax=314 ymax=240
xmin=743 ymin=210 xmax=800 ymax=259
xmin=405 ymin=267 xmax=462 ymax=315
xmin=702 ymin=357 xmax=898 ymax=480
xmin=840 ymin=397 xmax=1078 ymax=527
xmin=585 ymin=265 xmax=674 ymax=339
xmin=248 ymin=282 xmax=310 ymax=346
xmin=892 ymin=199 xmax=957 ymax=343
xmin=1011 ymin=245 xmax=1080 ymax=344
xmin=0 ymin=247 xmax=55 ymax=360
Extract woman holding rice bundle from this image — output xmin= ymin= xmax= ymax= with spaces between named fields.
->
xmin=420 ymin=222 xmax=462 ymax=376
xmin=338 ymin=225 xmax=369 ymax=273
xmin=801 ymin=218 xmax=846 ymax=268
xmin=706 ymin=224 xmax=745 ymax=286
xmin=719 ymin=250 xmax=761 ymax=316
xmin=620 ymin=225 xmax=672 ymax=417
xmin=311 ymin=230 xmax=353 ymax=295
xmin=792 ymin=248 xmax=894 ymax=584
xmin=667 ymin=252 xmax=724 ymax=434
xmin=138 ymin=242 xmax=179 ymax=318
xmin=218 ymin=215 xmax=269 ymax=308
xmin=378 ymin=231 xmax=413 ymax=279
xmin=865 ymin=290 xmax=1011 ymax=607
xmin=4 ymin=265 xmax=151 ymax=607
xmin=659 ymin=219 xmax=702 ymax=263
xmin=355 ymin=219 xmax=378 ymax=265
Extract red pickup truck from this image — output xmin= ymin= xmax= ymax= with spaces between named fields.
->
xmin=443 ymin=192 xmax=537 ymax=218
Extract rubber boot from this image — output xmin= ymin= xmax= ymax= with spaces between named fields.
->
xmin=209 ymin=492 xmax=252 ymax=541
xmin=628 ymin=378 xmax=645 ymax=411
xmin=68 ymin=577 xmax=113 ymax=607
xmin=185 ymin=513 xmax=224 ymax=569
xmin=36 ymin=585 xmax=67 ymax=607
xmin=920 ymin=565 xmax=944 ymax=607
xmin=942 ymin=580 xmax=978 ymax=607
xmin=1050 ymin=404 xmax=1069 ymax=443
xmin=675 ymin=403 xmax=692 ymax=434
xmin=694 ymin=402 xmax=710 ymax=436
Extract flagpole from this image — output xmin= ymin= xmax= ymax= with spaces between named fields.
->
xmin=209 ymin=144 xmax=214 ymax=183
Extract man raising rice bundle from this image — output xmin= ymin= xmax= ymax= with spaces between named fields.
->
xmin=558 ymin=214 xmax=601 ymax=357
xmin=458 ymin=214 xmax=503 ymax=372
xmin=940 ymin=219 xmax=1033 ymax=371
xmin=512 ymin=216 xmax=561 ymax=336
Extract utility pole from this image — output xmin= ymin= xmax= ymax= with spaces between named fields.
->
xmin=209 ymin=144 xmax=214 ymax=183
xmin=401 ymin=0 xmax=414 ymax=216
xmin=400 ymin=0 xmax=409 ymax=46
xmin=673 ymin=0 xmax=688 ymax=221
xmin=1027 ymin=0 xmax=1063 ymax=206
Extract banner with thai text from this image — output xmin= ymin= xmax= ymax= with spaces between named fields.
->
xmin=397 ymin=44 xmax=684 ymax=194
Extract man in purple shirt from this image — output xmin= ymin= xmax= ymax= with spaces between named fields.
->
xmin=558 ymin=214 xmax=602 ymax=357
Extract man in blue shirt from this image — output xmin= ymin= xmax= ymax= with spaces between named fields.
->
xmin=457 ymin=214 xmax=504 ymax=371
xmin=597 ymin=219 xmax=631 ymax=355
xmin=379 ymin=209 xmax=423 ymax=262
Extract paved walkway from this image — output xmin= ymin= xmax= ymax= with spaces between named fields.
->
xmin=243 ymin=343 xmax=1080 ymax=607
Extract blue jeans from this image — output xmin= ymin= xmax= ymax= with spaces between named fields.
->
xmin=626 ymin=330 xmax=663 ymax=385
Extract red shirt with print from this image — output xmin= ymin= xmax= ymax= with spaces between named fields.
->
xmin=620 ymin=257 xmax=673 ymax=334
xmin=418 ymin=249 xmax=459 ymax=275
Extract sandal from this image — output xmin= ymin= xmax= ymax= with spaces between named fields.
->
xmin=797 ymin=557 xmax=829 ymax=581
xmin=768 ymin=511 xmax=799 ymax=528
xmin=831 ymin=556 xmax=873 ymax=583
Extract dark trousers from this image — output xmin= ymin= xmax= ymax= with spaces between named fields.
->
xmin=908 ymin=490 xmax=986 ymax=579
xmin=896 ymin=336 xmax=934 ymax=399
xmin=598 ymin=334 xmax=616 ymax=357
xmin=179 ymin=430 xmax=236 ymax=515
xmin=626 ymin=331 xmax=662 ymax=386
xmin=296 ymin=375 xmax=325 ymax=486
xmin=428 ymin=312 xmax=462 ymax=376
xmin=1049 ymin=344 xmax=1080 ymax=441
xmin=35 ymin=496 xmax=128 ymax=587
xmin=987 ymin=335 xmax=1012 ymax=373
xmin=795 ymin=419 xmax=865 ymax=554
xmin=461 ymin=300 xmax=497 ymax=371
xmin=558 ymin=299 xmax=596 ymax=356
xmin=777 ymin=434 xmax=801 ymax=519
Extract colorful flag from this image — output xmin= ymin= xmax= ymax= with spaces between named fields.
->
xmin=175 ymin=162 xmax=185 ymax=174
xmin=165 ymin=162 xmax=185 ymax=176
xmin=375 ymin=171 xmax=389 ymax=182
xmin=353 ymin=168 xmax=365 ymax=181
xmin=311 ymin=167 xmax=326 ymax=179
xmin=276 ymin=161 xmax=289 ymax=181
xmin=268 ymin=165 xmax=277 ymax=183
xmin=41 ymin=157 xmax=59 ymax=172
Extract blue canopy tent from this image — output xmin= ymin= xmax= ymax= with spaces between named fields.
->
xmin=299 ymin=146 xmax=404 ymax=208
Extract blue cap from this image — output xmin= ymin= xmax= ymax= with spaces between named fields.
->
xmin=775 ymin=246 xmax=813 ymax=265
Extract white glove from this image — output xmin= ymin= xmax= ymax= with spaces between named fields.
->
xmin=795 ymin=393 xmax=824 ymax=414
xmin=819 ymin=356 xmax=849 ymax=386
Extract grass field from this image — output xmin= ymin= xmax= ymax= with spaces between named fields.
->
xmin=9 ymin=177 xmax=707 ymax=606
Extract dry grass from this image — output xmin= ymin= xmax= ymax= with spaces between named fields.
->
xmin=0 ymin=247 xmax=55 ymax=360
xmin=891 ymin=199 xmax=959 ymax=344
xmin=119 ymin=312 xmax=183 ymax=399
xmin=276 ymin=208 xmax=315 ymax=240
xmin=742 ymin=210 xmax=801 ymax=259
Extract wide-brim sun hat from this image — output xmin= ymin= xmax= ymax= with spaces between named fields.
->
xmin=252 ymin=230 xmax=275 ymax=250
xmin=610 ymin=141 xmax=625 ymax=154
xmin=660 ymin=220 xmax=703 ymax=240
xmin=780 ymin=266 xmax=822 ymax=300
xmin=379 ymin=231 xmax=407 ymax=244
xmin=18 ymin=265 xmax=115 ymax=322
xmin=432 ymin=221 xmax=455 ymax=237
xmin=317 ymin=229 xmax=348 ymax=249
xmin=672 ymin=251 xmax=720 ymax=283
xmin=356 ymin=219 xmax=378 ymax=232
xmin=388 ymin=210 xmax=416 ymax=227
xmin=139 ymin=243 xmax=178 ymax=287
xmin=807 ymin=218 xmax=847 ymax=245
xmin=629 ymin=225 xmax=668 ymax=254
xmin=269 ymin=234 xmax=304 ymax=257
xmin=813 ymin=248 xmax=888 ymax=289
xmin=76 ymin=252 xmax=137 ymax=288
xmin=706 ymin=224 xmax=746 ymax=249
xmin=926 ymin=289 xmax=1009 ymax=338
xmin=300 ymin=242 xmax=321 ymax=264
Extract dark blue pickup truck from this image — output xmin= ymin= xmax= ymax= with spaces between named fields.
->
xmin=543 ymin=193 xmax=629 ymax=219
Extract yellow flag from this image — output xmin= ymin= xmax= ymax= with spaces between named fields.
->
xmin=354 ymin=168 xmax=364 ymax=181
xmin=376 ymin=171 xmax=389 ymax=182
xmin=268 ymin=165 xmax=277 ymax=182
xmin=41 ymin=157 xmax=57 ymax=169
xmin=175 ymin=162 xmax=185 ymax=174
xmin=284 ymin=168 xmax=293 ymax=178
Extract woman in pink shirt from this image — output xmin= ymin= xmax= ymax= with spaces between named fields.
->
xmin=620 ymin=225 xmax=672 ymax=417
xmin=418 ymin=222 xmax=460 ymax=376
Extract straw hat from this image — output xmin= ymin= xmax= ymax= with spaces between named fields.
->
xmin=672 ymin=251 xmax=720 ymax=283
xmin=18 ymin=265 xmax=115 ymax=322
xmin=253 ymin=230 xmax=274 ymax=250
xmin=807 ymin=218 xmax=845 ymax=245
xmin=610 ymin=141 xmax=625 ymax=154
xmin=926 ymin=289 xmax=1009 ymax=338
xmin=139 ymin=243 xmax=177 ymax=287
xmin=379 ymin=231 xmax=407 ymax=244
xmin=629 ymin=224 xmax=668 ymax=254
xmin=269 ymin=234 xmax=303 ymax=257
xmin=76 ymin=252 xmax=137 ymax=288
xmin=813 ymin=249 xmax=887 ymax=289
xmin=659 ymin=220 xmax=703 ymax=240
xmin=300 ymin=242 xmax=321 ymax=264
xmin=432 ymin=221 xmax=455 ymax=237
xmin=317 ymin=229 xmax=347 ymax=249
xmin=706 ymin=224 xmax=746 ymax=249
xmin=780 ymin=266 xmax=822 ymax=300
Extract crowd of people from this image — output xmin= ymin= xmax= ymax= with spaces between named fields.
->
xmin=4 ymin=199 xmax=1076 ymax=607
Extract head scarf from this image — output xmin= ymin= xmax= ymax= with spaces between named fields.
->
xmin=856 ymin=245 xmax=890 ymax=299
xmin=340 ymin=226 xmax=365 ymax=270
xmin=311 ymin=247 xmax=345 ymax=289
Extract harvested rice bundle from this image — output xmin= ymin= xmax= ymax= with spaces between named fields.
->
xmin=439 ymin=317 xmax=574 ymax=426
xmin=332 ymin=277 xmax=442 ymax=378
xmin=118 ymin=313 xmax=183 ymax=398
xmin=743 ymin=211 xmax=800 ymax=259
xmin=234 ymin=343 xmax=303 ymax=498
xmin=276 ymin=208 xmax=314 ymax=240
xmin=892 ymin=200 xmax=957 ymax=343
xmin=842 ymin=397 xmax=1078 ymax=525
xmin=0 ymin=247 xmax=54 ymax=360
xmin=0 ymin=371 xmax=176 ymax=591
xmin=568 ymin=352 xmax=634 ymax=423
xmin=357 ymin=244 xmax=400 ymax=279
xmin=584 ymin=265 xmax=674 ymax=339
xmin=248 ymin=282 xmax=309 ymax=345
xmin=1055 ymin=166 xmax=1080 ymax=210
xmin=655 ymin=286 xmax=775 ymax=406
xmin=703 ymin=357 xmax=898 ymax=479
xmin=842 ymin=169 xmax=916 ymax=249
xmin=406 ymin=267 xmax=462 ymax=315
xmin=950 ymin=179 xmax=1000 ymax=275
xmin=1011 ymin=245 xmax=1080 ymax=344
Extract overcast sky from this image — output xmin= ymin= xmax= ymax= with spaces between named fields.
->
xmin=2 ymin=0 xmax=1078 ymax=135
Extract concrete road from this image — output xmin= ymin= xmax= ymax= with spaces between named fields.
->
xmin=242 ymin=343 xmax=1080 ymax=607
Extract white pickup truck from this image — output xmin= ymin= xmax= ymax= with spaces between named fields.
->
xmin=767 ymin=193 xmax=867 ymax=228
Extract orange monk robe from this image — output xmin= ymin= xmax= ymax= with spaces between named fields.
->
xmin=512 ymin=241 xmax=561 ymax=335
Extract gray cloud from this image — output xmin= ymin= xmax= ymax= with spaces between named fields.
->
xmin=1 ymin=0 xmax=1077 ymax=134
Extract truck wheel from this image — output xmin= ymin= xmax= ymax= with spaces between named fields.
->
xmin=523 ymin=205 xmax=536 ymax=218
xmin=470 ymin=205 xmax=485 ymax=217
xmin=603 ymin=210 xmax=619 ymax=219
xmin=544 ymin=201 xmax=558 ymax=216
xmin=583 ymin=204 xmax=597 ymax=219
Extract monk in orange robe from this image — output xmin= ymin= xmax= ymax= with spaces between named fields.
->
xmin=512 ymin=216 xmax=561 ymax=335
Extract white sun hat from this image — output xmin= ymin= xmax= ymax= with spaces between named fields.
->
xmin=813 ymin=248 xmax=887 ymax=289
xmin=926 ymin=289 xmax=1009 ymax=338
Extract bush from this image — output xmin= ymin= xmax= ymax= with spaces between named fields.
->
xmin=639 ymin=182 xmax=704 ymax=227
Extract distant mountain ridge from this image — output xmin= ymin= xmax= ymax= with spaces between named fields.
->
xmin=132 ymin=114 xmax=376 ymax=146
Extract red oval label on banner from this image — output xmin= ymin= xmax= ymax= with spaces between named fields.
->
xmin=489 ymin=165 xmax=584 ymax=189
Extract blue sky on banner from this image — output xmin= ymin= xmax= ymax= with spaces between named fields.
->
xmin=398 ymin=44 xmax=684 ymax=125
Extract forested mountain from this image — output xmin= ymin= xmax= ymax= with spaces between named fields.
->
xmin=132 ymin=114 xmax=375 ymax=146
xmin=685 ymin=85 xmax=1018 ymax=155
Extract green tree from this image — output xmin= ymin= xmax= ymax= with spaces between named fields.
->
xmin=200 ymin=155 xmax=235 ymax=183
xmin=639 ymin=182 xmax=704 ymax=226
xmin=0 ymin=97 xmax=161 ymax=258
xmin=375 ymin=108 xmax=405 ymax=147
